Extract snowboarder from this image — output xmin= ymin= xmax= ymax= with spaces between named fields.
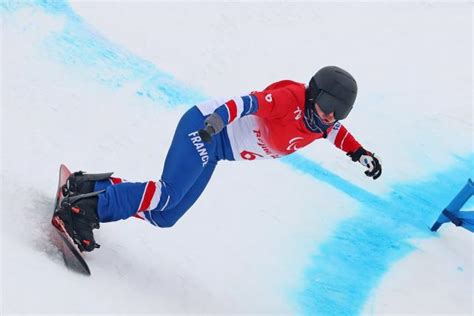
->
xmin=57 ymin=66 xmax=382 ymax=251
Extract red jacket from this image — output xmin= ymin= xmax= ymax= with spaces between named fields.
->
xmin=196 ymin=80 xmax=361 ymax=160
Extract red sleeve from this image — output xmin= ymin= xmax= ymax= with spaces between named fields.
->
xmin=326 ymin=122 xmax=362 ymax=153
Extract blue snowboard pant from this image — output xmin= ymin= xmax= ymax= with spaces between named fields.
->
xmin=95 ymin=106 xmax=232 ymax=227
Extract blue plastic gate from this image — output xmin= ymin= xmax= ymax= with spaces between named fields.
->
xmin=431 ymin=179 xmax=474 ymax=232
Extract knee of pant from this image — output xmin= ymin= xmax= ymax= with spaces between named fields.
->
xmin=150 ymin=211 xmax=180 ymax=228
xmin=156 ymin=219 xmax=176 ymax=228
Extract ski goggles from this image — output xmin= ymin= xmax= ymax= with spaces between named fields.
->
xmin=315 ymin=90 xmax=353 ymax=120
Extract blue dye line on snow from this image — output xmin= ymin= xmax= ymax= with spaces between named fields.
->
xmin=283 ymin=153 xmax=473 ymax=315
xmin=3 ymin=1 xmax=473 ymax=314
xmin=1 ymin=0 xmax=206 ymax=107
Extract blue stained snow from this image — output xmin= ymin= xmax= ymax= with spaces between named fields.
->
xmin=3 ymin=1 xmax=473 ymax=315
xmin=282 ymin=153 xmax=474 ymax=315
xmin=1 ymin=0 xmax=69 ymax=13
xmin=1 ymin=0 xmax=206 ymax=107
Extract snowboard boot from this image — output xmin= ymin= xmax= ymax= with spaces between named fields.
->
xmin=54 ymin=191 xmax=103 ymax=252
xmin=62 ymin=171 xmax=114 ymax=197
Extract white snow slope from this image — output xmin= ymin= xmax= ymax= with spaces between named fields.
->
xmin=1 ymin=1 xmax=473 ymax=315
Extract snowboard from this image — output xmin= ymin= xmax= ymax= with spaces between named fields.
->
xmin=51 ymin=164 xmax=91 ymax=276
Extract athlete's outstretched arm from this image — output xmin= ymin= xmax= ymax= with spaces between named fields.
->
xmin=326 ymin=122 xmax=382 ymax=180
xmin=325 ymin=122 xmax=361 ymax=153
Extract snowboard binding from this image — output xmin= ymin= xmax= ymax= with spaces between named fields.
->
xmin=53 ymin=192 xmax=103 ymax=252
xmin=53 ymin=171 xmax=113 ymax=252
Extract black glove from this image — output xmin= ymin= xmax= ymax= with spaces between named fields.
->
xmin=198 ymin=113 xmax=225 ymax=143
xmin=347 ymin=147 xmax=382 ymax=180
xmin=198 ymin=125 xmax=215 ymax=143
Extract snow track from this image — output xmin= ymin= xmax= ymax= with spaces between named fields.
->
xmin=1 ymin=1 xmax=472 ymax=314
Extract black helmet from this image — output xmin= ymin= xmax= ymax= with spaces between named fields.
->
xmin=307 ymin=66 xmax=357 ymax=120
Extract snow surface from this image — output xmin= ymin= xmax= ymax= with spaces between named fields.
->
xmin=1 ymin=1 xmax=473 ymax=314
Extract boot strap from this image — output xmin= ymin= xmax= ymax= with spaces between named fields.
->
xmin=74 ymin=172 xmax=114 ymax=182
xmin=63 ymin=190 xmax=106 ymax=205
